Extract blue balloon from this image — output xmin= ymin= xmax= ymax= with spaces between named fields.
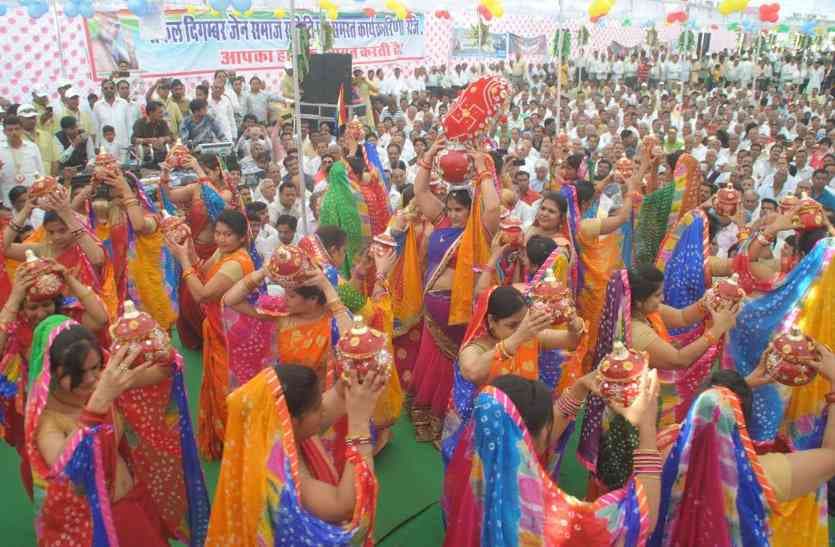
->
xmin=78 ymin=1 xmax=93 ymax=18
xmin=208 ymin=0 xmax=229 ymax=12
xmin=127 ymin=0 xmax=148 ymax=16
xmin=27 ymin=1 xmax=48 ymax=18
xmin=800 ymin=21 xmax=816 ymax=36
xmin=63 ymin=1 xmax=78 ymax=17
xmin=230 ymin=0 xmax=251 ymax=12
xmin=0 ymin=4 xmax=6 ymax=16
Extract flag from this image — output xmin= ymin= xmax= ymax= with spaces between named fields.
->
xmin=336 ymin=83 xmax=348 ymax=130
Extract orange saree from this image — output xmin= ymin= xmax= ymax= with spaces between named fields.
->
xmin=197 ymin=248 xmax=254 ymax=460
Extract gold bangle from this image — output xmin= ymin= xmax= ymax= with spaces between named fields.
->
xmin=122 ymin=197 xmax=140 ymax=208
xmin=704 ymin=330 xmax=718 ymax=345
xmin=182 ymin=267 xmax=197 ymax=281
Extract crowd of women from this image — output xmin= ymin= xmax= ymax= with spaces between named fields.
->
xmin=1 ymin=48 xmax=835 ymax=546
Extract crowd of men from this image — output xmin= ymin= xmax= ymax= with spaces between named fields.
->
xmin=0 ymin=45 xmax=834 ymax=265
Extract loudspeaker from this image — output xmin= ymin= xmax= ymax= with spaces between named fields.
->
xmin=300 ymin=54 xmax=352 ymax=105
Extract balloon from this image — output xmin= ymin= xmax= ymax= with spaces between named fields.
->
xmin=64 ymin=1 xmax=79 ymax=17
xmin=758 ymin=3 xmax=779 ymax=23
xmin=230 ymin=0 xmax=251 ymax=12
xmin=273 ymin=8 xmax=286 ymax=17
xmin=27 ymin=1 xmax=49 ymax=18
xmin=717 ymin=0 xmax=748 ymax=17
xmin=0 ymin=4 xmax=6 ymax=16
xmin=208 ymin=0 xmax=229 ymax=12
xmin=666 ymin=11 xmax=687 ymax=24
xmin=727 ymin=22 xmax=740 ymax=31
xmin=127 ymin=0 xmax=148 ymax=16
xmin=775 ymin=23 xmax=789 ymax=32
xmin=78 ymin=0 xmax=93 ymax=18
xmin=434 ymin=10 xmax=450 ymax=19
xmin=800 ymin=20 xmax=816 ymax=36
xmin=477 ymin=4 xmax=492 ymax=20
xmin=588 ymin=0 xmax=614 ymax=21
xmin=363 ymin=7 xmax=376 ymax=17
xmin=741 ymin=20 xmax=756 ymax=33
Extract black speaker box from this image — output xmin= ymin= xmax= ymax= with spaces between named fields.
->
xmin=300 ymin=53 xmax=352 ymax=105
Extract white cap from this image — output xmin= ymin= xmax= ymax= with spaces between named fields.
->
xmin=283 ymin=62 xmax=293 ymax=70
xmin=57 ymin=79 xmax=73 ymax=90
xmin=64 ymin=86 xmax=81 ymax=98
xmin=17 ymin=104 xmax=38 ymax=118
xmin=32 ymin=88 xmax=49 ymax=98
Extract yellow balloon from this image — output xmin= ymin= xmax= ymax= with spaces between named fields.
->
xmin=326 ymin=7 xmax=338 ymax=19
xmin=717 ymin=0 xmax=748 ymax=16
xmin=273 ymin=8 xmax=286 ymax=18
xmin=589 ymin=0 xmax=614 ymax=18
xmin=209 ymin=8 xmax=220 ymax=16
xmin=385 ymin=0 xmax=398 ymax=10
xmin=243 ymin=9 xmax=253 ymax=16
xmin=186 ymin=6 xmax=199 ymax=15
xmin=395 ymin=7 xmax=407 ymax=19
xmin=492 ymin=5 xmax=504 ymax=17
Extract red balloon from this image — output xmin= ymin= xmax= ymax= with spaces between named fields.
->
xmin=363 ymin=7 xmax=376 ymax=17
xmin=434 ymin=10 xmax=450 ymax=18
xmin=477 ymin=4 xmax=493 ymax=20
xmin=666 ymin=11 xmax=687 ymax=24
xmin=759 ymin=3 xmax=780 ymax=23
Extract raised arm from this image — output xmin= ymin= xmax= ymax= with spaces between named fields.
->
xmin=644 ymin=303 xmax=737 ymax=369
xmin=473 ymin=150 xmax=501 ymax=236
xmin=413 ymin=137 xmax=446 ymax=223
xmin=44 ymin=187 xmax=105 ymax=267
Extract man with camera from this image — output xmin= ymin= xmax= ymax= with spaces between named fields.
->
xmin=54 ymin=115 xmax=95 ymax=172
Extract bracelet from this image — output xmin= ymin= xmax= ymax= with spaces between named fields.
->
xmin=496 ymin=340 xmax=515 ymax=360
xmin=556 ymin=392 xmax=583 ymax=419
xmin=328 ymin=301 xmax=349 ymax=315
xmin=703 ymin=330 xmax=718 ymax=346
xmin=345 ymin=435 xmax=373 ymax=447
xmin=696 ymin=298 xmax=710 ymax=315
xmin=71 ymin=227 xmax=86 ymax=240
xmin=9 ymin=222 xmax=25 ymax=234
xmin=632 ymin=448 xmax=663 ymax=475
xmin=417 ymin=158 xmax=433 ymax=171
xmin=122 ymin=197 xmax=140 ymax=208
xmin=182 ymin=267 xmax=197 ymax=281
xmin=571 ymin=317 xmax=587 ymax=336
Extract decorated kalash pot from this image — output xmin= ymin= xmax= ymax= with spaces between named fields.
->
xmin=370 ymin=232 xmax=398 ymax=258
xmin=615 ymin=157 xmax=635 ymax=181
xmin=27 ymin=175 xmax=60 ymax=208
xmin=436 ymin=145 xmax=471 ymax=186
xmin=597 ymin=341 xmax=649 ymax=407
xmin=715 ymin=183 xmax=741 ymax=217
xmin=267 ymin=245 xmax=311 ymax=288
xmin=762 ymin=326 xmax=821 ymax=386
xmin=336 ymin=315 xmax=391 ymax=383
xmin=705 ymin=273 xmax=746 ymax=310
xmin=529 ymin=270 xmax=574 ymax=324
xmin=347 ymin=117 xmax=365 ymax=141
xmin=109 ymin=300 xmax=176 ymax=367
xmin=92 ymin=147 xmax=119 ymax=180
xmin=499 ymin=216 xmax=525 ymax=248
xmin=791 ymin=193 xmax=825 ymax=231
xmin=23 ymin=249 xmax=65 ymax=302
xmin=164 ymin=140 xmax=191 ymax=170
xmin=159 ymin=211 xmax=191 ymax=245
xmin=779 ymin=194 xmax=799 ymax=215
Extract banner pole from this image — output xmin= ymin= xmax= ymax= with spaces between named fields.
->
xmin=50 ymin=0 xmax=68 ymax=79
xmin=289 ymin=0 xmax=309 ymax=236
xmin=555 ymin=0 xmax=563 ymax=134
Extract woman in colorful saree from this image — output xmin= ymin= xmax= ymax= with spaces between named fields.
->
xmin=0 ymin=260 xmax=108 ymax=498
xmin=91 ymin=166 xmax=177 ymax=329
xmin=207 ymin=363 xmax=385 ymax=546
xmin=650 ymin=363 xmax=835 ymax=547
xmin=443 ymin=371 xmax=662 ymax=547
xmin=222 ymin=248 xmax=355 ymax=385
xmin=3 ymin=187 xmax=106 ymax=295
xmin=441 ymin=285 xmax=585 ymax=465
xmin=26 ymin=316 xmax=209 ymax=546
xmin=160 ymin=156 xmax=228 ymax=350
xmin=409 ymin=137 xmax=501 ymax=443
xmin=164 ymin=208 xmax=254 ymax=460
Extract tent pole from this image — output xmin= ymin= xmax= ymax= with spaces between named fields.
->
xmin=289 ymin=0 xmax=309 ymax=236
xmin=555 ymin=0 xmax=563 ymax=135
xmin=50 ymin=0 xmax=67 ymax=79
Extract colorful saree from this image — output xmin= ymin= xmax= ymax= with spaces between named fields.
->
xmin=648 ymin=387 xmax=780 ymax=547
xmin=320 ymin=161 xmax=369 ymax=278
xmin=25 ymin=315 xmax=209 ymax=546
xmin=409 ymin=223 xmax=466 ymax=440
xmin=634 ymin=154 xmax=700 ymax=266
xmin=390 ymin=219 xmax=427 ymax=387
xmin=206 ymin=367 xmax=377 ymax=546
xmin=359 ymin=294 xmax=404 ymax=431
xmin=440 ymin=286 xmax=540 ymax=466
xmin=198 ymin=248 xmax=255 ymax=460
xmin=726 ymin=238 xmax=834 ymax=545
xmin=655 ymin=209 xmax=723 ymax=423
xmin=443 ymin=385 xmax=649 ymax=547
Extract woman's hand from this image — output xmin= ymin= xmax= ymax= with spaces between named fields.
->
xmin=609 ymin=368 xmax=660 ymax=431
xmin=163 ymin=231 xmax=190 ymax=263
xmin=427 ymin=135 xmax=446 ymax=159
xmin=42 ymin=185 xmax=71 ymax=214
xmin=708 ymin=301 xmax=739 ymax=334
xmin=97 ymin=167 xmax=132 ymax=198
xmin=344 ymin=367 xmax=388 ymax=424
xmin=810 ymin=341 xmax=835 ymax=384
xmin=745 ymin=356 xmax=774 ymax=388
xmin=302 ymin=266 xmax=330 ymax=290
xmin=575 ymin=369 xmax=601 ymax=398
xmin=372 ymin=249 xmax=398 ymax=279
xmin=488 ymin=232 xmax=510 ymax=261
xmin=86 ymin=345 xmax=150 ymax=410
xmin=10 ymin=263 xmax=39 ymax=299
xmin=515 ymin=306 xmax=553 ymax=342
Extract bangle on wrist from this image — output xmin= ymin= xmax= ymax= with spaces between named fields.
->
xmin=556 ymin=392 xmax=582 ymax=419
xmin=182 ymin=267 xmax=197 ymax=281
xmin=703 ymin=330 xmax=718 ymax=345
xmin=632 ymin=448 xmax=663 ymax=476
xmin=345 ymin=435 xmax=373 ymax=448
